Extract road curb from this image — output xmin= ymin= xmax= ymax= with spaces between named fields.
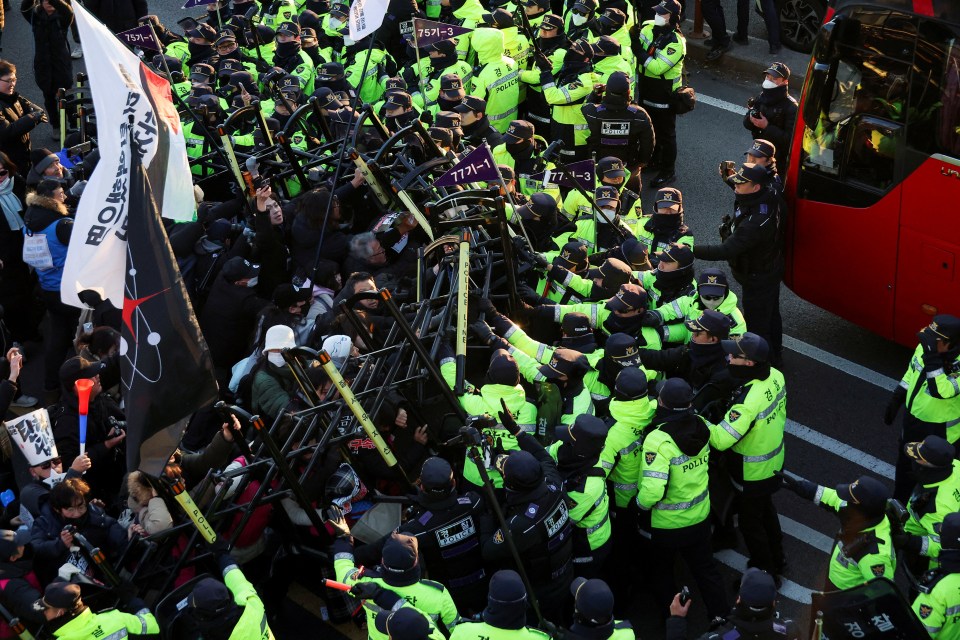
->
xmin=680 ymin=19 xmax=810 ymax=92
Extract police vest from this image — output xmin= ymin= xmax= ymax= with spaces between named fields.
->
xmin=23 ymin=218 xmax=69 ymax=292
xmin=407 ymin=495 xmax=486 ymax=591
xmin=900 ymin=344 xmax=960 ymax=437
xmin=637 ymin=420 xmax=711 ymax=530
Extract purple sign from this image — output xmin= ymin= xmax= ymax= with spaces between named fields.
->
xmin=530 ymin=159 xmax=595 ymax=192
xmin=182 ymin=0 xmax=218 ymax=8
xmin=116 ymin=25 xmax=162 ymax=52
xmin=434 ymin=145 xmax=499 ymax=187
xmin=413 ymin=18 xmax=473 ymax=47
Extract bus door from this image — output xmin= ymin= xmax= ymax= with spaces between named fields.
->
xmin=793 ymin=11 xmax=915 ymax=337
xmin=891 ymin=19 xmax=960 ymax=344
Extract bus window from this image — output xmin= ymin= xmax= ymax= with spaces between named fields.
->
xmin=844 ymin=117 xmax=901 ymax=190
xmin=906 ymin=22 xmax=960 ymax=158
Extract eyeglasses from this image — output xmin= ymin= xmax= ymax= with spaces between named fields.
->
xmin=35 ymin=457 xmax=62 ymax=470
xmin=0 ymin=77 xmax=15 ymax=84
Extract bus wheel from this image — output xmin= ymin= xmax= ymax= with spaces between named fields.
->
xmin=777 ymin=0 xmax=825 ymax=53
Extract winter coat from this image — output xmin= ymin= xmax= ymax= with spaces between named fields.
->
xmin=83 ymin=0 xmax=147 ymax=34
xmin=30 ymin=501 xmax=127 ymax=586
xmin=20 ymin=0 xmax=73 ymax=93
xmin=0 ymin=94 xmax=41 ymax=172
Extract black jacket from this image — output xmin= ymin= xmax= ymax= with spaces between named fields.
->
xmin=30 ymin=501 xmax=127 ymax=586
xmin=83 ymin=0 xmax=147 ymax=33
xmin=20 ymin=0 xmax=73 ymax=90
xmin=0 ymin=94 xmax=42 ymax=171
xmin=743 ymin=85 xmax=798 ymax=169
xmin=199 ymin=275 xmax=271 ymax=369
xmin=0 ymin=558 xmax=44 ymax=627
xmin=583 ymin=95 xmax=655 ymax=167
xmin=693 ymin=187 xmax=784 ymax=283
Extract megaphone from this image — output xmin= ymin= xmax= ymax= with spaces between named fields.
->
xmin=75 ymin=378 xmax=94 ymax=458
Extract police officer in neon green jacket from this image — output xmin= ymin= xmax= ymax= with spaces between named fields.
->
xmin=636 ymin=378 xmax=729 ymax=619
xmin=36 ymin=582 xmax=160 ymax=640
xmin=885 ymin=315 xmax=960 ymax=502
xmin=781 ymin=473 xmax=897 ymax=591
xmin=441 ymin=0 xmax=486 ymax=61
xmin=534 ymin=240 xmax=590 ymax=304
xmin=491 ymin=126 xmax=561 ymax=200
xmin=438 ymin=343 xmax=537 ymax=489
xmin=469 ymin=29 xmax=520 ymax=133
xmin=895 ymin=436 xmax=960 ymax=574
xmin=635 ymin=188 xmax=695 ymax=267
xmin=637 ymin=245 xmax=696 ymax=314
xmin=334 ymin=533 xmax=460 ymax=637
xmin=708 ymin=332 xmax=787 ymax=577
xmin=530 ymin=39 xmax=597 ymax=163
xmin=913 ymin=512 xmax=960 ymax=639
xmin=601 ymin=367 xmax=655 ymax=607
xmin=184 ymin=553 xmax=275 ymax=640
xmin=548 ymin=415 xmax=612 ymax=576
xmin=603 ymin=367 xmax=656 ymax=508
xmin=649 ymin=269 xmax=746 ymax=345
xmin=536 ymin=283 xmax=663 ymax=350
xmin=450 ymin=570 xmax=549 ymax=640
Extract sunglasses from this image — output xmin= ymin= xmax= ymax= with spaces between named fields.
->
xmin=35 ymin=457 xmax=62 ymax=470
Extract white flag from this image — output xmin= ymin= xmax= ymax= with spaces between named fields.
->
xmin=61 ymin=3 xmax=196 ymax=309
xmin=348 ymin=0 xmax=389 ymax=41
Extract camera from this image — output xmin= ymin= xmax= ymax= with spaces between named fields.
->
xmin=108 ymin=416 xmax=126 ymax=438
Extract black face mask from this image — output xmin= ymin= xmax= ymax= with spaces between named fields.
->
xmin=430 ymin=52 xmax=455 ymax=69
xmin=63 ymin=512 xmax=89 ymax=528
xmin=386 ymin=110 xmax=416 ymax=131
xmin=727 ymin=362 xmax=755 ymax=382
xmin=654 ymin=266 xmax=691 ymax=291
xmin=188 ymin=42 xmax=214 ymax=59
xmin=912 ymin=462 xmax=954 ymax=485
xmin=231 ymin=3 xmax=250 ymax=15
xmin=274 ymin=40 xmax=301 ymax=59
xmin=650 ymin=212 xmax=682 ymax=232
xmin=437 ymin=96 xmax=461 ymax=112
xmin=688 ymin=341 xmax=724 ymax=367
xmin=508 ymin=139 xmax=533 ymax=157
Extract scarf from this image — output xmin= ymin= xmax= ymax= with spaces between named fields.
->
xmin=0 ymin=178 xmax=23 ymax=231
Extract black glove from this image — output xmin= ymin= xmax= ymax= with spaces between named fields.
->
xmin=640 ymin=310 xmax=663 ymax=327
xmin=547 ymin=263 xmax=568 ymax=282
xmin=534 ymin=53 xmax=552 ymax=71
xmin=33 ymin=110 xmax=49 ymax=124
xmin=518 ymin=283 xmax=543 ymax=305
xmin=436 ymin=342 xmax=455 ymax=362
xmin=919 ymin=328 xmax=940 ymax=354
xmin=350 ymin=582 xmax=384 ymax=601
xmin=420 ymin=110 xmax=434 ymax=126
xmin=498 ymin=398 xmax=521 ymax=437
xmin=883 ymin=386 xmax=907 ymax=425
xmin=532 ymin=252 xmax=549 ymax=270
xmin=207 ymin=536 xmax=230 ymax=557
xmin=776 ymin=471 xmax=818 ymax=501
xmin=478 ymin=297 xmax=498 ymax=316
xmin=469 ymin=320 xmax=496 ymax=345
xmin=490 ymin=312 xmax=513 ymax=336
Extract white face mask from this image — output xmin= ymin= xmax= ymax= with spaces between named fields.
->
xmin=343 ymin=36 xmax=355 ymax=46
xmin=329 ymin=18 xmax=343 ymax=30
xmin=654 ymin=14 xmax=668 ymax=26
xmin=571 ymin=14 xmax=588 ymax=26
xmin=762 ymin=79 xmax=778 ymax=89
xmin=597 ymin=207 xmax=618 ymax=224
xmin=267 ymin=352 xmax=286 ymax=366
xmin=246 ymin=276 xmax=259 ymax=288
xmin=702 ymin=296 xmax=724 ymax=310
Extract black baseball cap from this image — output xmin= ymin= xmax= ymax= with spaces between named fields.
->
xmin=655 ymin=187 xmax=683 ymax=209
xmin=562 ymin=312 xmax=592 ymax=337
xmin=374 ymin=608 xmax=431 ymax=640
xmin=605 ymin=332 xmax=642 ymax=367
xmin=439 ymin=74 xmax=465 ymax=100
xmin=515 ymin=192 xmax=557 ymax=221
xmin=595 ymin=185 xmax=620 ymax=205
xmin=33 ymin=582 xmax=82 ymax=613
xmin=925 ymin=315 xmax=960 ymax=343
xmin=728 ymin=162 xmax=772 ymax=186
xmin=658 ymin=377 xmax=693 ymax=408
xmin=539 ymin=13 xmax=564 ymax=30
xmin=221 ymin=257 xmax=260 ymax=282
xmin=745 ymin=139 xmax=776 ymax=159
xmin=556 ymin=240 xmax=588 ymax=271
xmin=59 ymin=356 xmax=106 ymax=387
xmin=503 ymin=119 xmax=535 ymax=144
xmin=428 ymin=126 xmax=454 ymax=148
xmin=454 ymin=95 xmax=487 ymax=114
xmin=434 ymin=111 xmax=462 ymax=131
xmin=904 ymin=435 xmax=956 ymax=468
xmin=739 ymin=568 xmax=777 ymax=607
xmin=384 ymin=91 xmax=413 ymax=111
xmin=940 ymin=512 xmax=960 ymax=551
xmin=190 ymin=63 xmax=216 ymax=83
xmin=697 ymin=269 xmax=728 ymax=298
xmin=555 ymin=414 xmax=608 ymax=455
xmin=721 ymin=332 xmax=769 ymax=363
xmin=538 ymin=348 xmax=587 ymax=380
xmin=606 ymin=283 xmax=647 ymax=312
xmin=571 ymin=577 xmax=615 ymax=624
xmin=591 ymin=35 xmax=621 ymax=57
xmin=657 ymin=245 xmax=693 ymax=269
xmin=598 ymin=156 xmax=625 ymax=178
xmin=317 ymin=62 xmax=345 ymax=80
xmin=276 ymin=21 xmax=300 ymax=37
xmin=764 ymin=62 xmax=790 ymax=79
xmin=654 ymin=0 xmax=681 ymax=15
xmin=834 ymin=475 xmax=891 ymax=515
xmin=480 ymin=8 xmax=514 ymax=28
xmin=614 ymin=366 xmax=648 ymax=401
xmin=685 ymin=310 xmax=734 ymax=339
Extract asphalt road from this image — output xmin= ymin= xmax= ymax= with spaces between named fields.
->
xmin=3 ymin=6 xmax=920 ymax=639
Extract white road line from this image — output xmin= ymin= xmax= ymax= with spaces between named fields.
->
xmin=779 ymin=515 xmax=834 ymax=554
xmin=714 ymin=549 xmax=815 ymax=604
xmin=785 ymin=419 xmax=896 ymax=480
xmin=783 ymin=335 xmax=899 ymax=391
xmin=695 ymin=93 xmax=746 ymax=115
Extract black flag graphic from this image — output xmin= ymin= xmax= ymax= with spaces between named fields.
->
xmin=120 ymin=151 xmax=218 ymax=476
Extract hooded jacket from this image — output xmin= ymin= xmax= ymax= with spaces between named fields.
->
xmin=30 ymin=501 xmax=127 ymax=586
xmin=469 ymin=29 xmax=519 ymax=133
xmin=603 ymin=396 xmax=657 ymax=507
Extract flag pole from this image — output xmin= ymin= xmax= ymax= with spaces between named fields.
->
xmin=412 ymin=20 xmax=428 ymax=117
xmin=488 ymin=142 xmax=533 ymax=249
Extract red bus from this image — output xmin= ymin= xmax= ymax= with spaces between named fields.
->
xmin=784 ymin=0 xmax=960 ymax=346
